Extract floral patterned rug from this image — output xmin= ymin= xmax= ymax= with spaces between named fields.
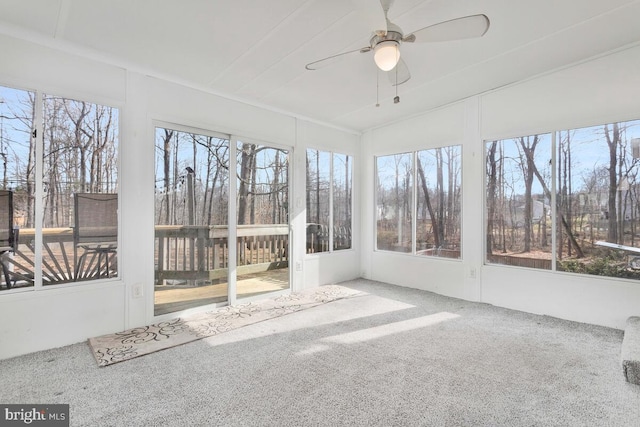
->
xmin=88 ymin=285 xmax=361 ymax=367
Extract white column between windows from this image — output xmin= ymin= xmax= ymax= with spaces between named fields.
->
xmin=551 ymin=131 xmax=557 ymax=272
xmin=412 ymin=151 xmax=418 ymax=255
xmin=33 ymin=91 xmax=43 ymax=289
xmin=228 ymin=137 xmax=238 ymax=306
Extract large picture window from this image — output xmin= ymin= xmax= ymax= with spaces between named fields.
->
xmin=376 ymin=146 xmax=461 ymax=258
xmin=0 ymin=84 xmax=119 ymax=292
xmin=485 ymin=119 xmax=640 ymax=280
xmin=306 ymin=149 xmax=352 ymax=253
xmin=485 ymin=135 xmax=553 ymax=269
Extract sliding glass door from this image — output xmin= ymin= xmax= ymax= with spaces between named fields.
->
xmin=153 ymin=127 xmax=290 ymax=316
xmin=154 ymin=125 xmax=230 ymax=316
xmin=235 ymin=140 xmax=290 ymax=299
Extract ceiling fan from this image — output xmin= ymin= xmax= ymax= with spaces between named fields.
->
xmin=305 ymin=0 xmax=490 ymax=100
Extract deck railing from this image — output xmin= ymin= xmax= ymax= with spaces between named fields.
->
xmin=1 ymin=224 xmax=290 ymax=288
xmin=155 ymin=224 xmax=289 ymax=285
xmin=305 ymin=224 xmax=352 ymax=253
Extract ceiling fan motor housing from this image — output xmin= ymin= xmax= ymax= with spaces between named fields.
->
xmin=370 ymin=29 xmax=404 ymax=49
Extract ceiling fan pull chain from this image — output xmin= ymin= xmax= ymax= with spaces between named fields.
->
xmin=394 ymin=60 xmax=400 ymax=104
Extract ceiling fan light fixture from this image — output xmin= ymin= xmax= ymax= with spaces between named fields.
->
xmin=373 ymin=40 xmax=400 ymax=71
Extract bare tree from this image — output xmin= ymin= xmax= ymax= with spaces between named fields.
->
xmin=486 ymin=141 xmax=498 ymax=254
xmin=159 ymin=129 xmax=173 ymax=224
xmin=526 ymin=147 xmax=584 ymax=258
xmin=517 ymin=135 xmax=539 ymax=252
xmin=417 ymin=156 xmax=439 ymax=247
xmin=435 ymin=148 xmax=445 ymax=246
xmin=605 ymin=122 xmax=620 ymax=243
xmin=237 ymin=142 xmax=254 ymax=225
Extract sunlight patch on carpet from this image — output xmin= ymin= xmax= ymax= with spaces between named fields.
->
xmin=324 ymin=311 xmax=460 ymax=344
xmin=88 ymin=285 xmax=361 ymax=367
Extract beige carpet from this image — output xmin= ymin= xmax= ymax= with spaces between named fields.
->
xmin=88 ymin=285 xmax=361 ymax=367
xmin=4 ymin=279 xmax=639 ymax=426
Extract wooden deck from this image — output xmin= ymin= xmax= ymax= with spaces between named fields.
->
xmin=2 ymin=227 xmax=117 ymax=288
xmin=2 ymin=223 xmax=289 ymax=289
xmin=4 ymin=225 xmax=292 ymax=315
xmin=154 ymin=267 xmax=289 ymax=315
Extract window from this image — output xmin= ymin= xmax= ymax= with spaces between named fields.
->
xmin=556 ymin=121 xmax=640 ymax=279
xmin=0 ymin=86 xmax=35 ymax=290
xmin=42 ymin=95 xmax=119 ymax=284
xmin=306 ymin=149 xmax=352 ymax=253
xmin=376 ymin=146 xmax=461 ymax=258
xmin=0 ymin=84 xmax=119 ymax=292
xmin=485 ymin=135 xmax=553 ymax=269
xmin=416 ymin=146 xmax=461 ymax=258
xmin=376 ymin=153 xmax=413 ymax=253
xmin=485 ymin=119 xmax=640 ymax=280
xmin=333 ymin=153 xmax=352 ymax=250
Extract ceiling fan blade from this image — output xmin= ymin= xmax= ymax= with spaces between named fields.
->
xmin=351 ymin=0 xmax=387 ymax=35
xmin=405 ymin=14 xmax=490 ymax=43
xmin=379 ymin=0 xmax=396 ymax=16
xmin=305 ymin=47 xmax=371 ymax=71
xmin=387 ymin=57 xmax=410 ymax=86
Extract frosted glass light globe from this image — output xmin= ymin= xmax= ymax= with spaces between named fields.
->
xmin=374 ymin=41 xmax=400 ymax=71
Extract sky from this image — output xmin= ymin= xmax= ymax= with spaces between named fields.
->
xmin=487 ymin=119 xmax=640 ymax=199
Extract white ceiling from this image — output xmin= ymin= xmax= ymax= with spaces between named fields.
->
xmin=1 ymin=0 xmax=640 ymax=132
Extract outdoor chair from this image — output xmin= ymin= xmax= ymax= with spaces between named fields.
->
xmin=0 ymin=190 xmax=19 ymax=289
xmin=74 ymin=193 xmax=118 ymax=280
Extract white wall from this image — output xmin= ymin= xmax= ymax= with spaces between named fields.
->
xmin=0 ymin=34 xmax=129 ymax=360
xmin=362 ymin=43 xmax=640 ymax=329
xmin=0 ymin=34 xmax=360 ymax=359
xmin=360 ymin=102 xmax=476 ymax=300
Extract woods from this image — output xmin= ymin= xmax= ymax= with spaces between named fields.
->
xmin=154 ymin=128 xmax=229 ymax=227
xmin=485 ymin=120 xmax=640 ymax=278
xmin=43 ymin=96 xmax=118 ymax=228
xmin=153 ymin=129 xmax=291 ymax=230
xmin=236 ymin=142 xmax=288 ymax=226
xmin=0 ymin=87 xmax=120 ymax=288
xmin=0 ymin=89 xmax=118 ymax=229
xmin=376 ymin=146 xmax=461 ymax=257
xmin=305 ymin=149 xmax=352 ymax=252
xmin=5 ymin=82 xmax=640 ymax=288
